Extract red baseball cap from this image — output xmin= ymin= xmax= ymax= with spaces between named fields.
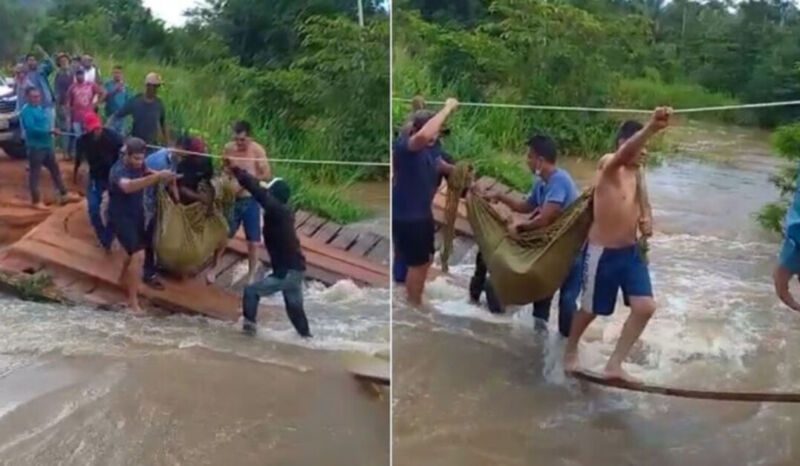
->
xmin=84 ymin=113 xmax=102 ymax=132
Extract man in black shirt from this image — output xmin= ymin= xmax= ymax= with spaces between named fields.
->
xmin=174 ymin=136 xmax=214 ymax=205
xmin=74 ymin=113 xmax=123 ymax=251
xmin=228 ymin=166 xmax=311 ymax=338
xmin=109 ymin=72 xmax=168 ymax=148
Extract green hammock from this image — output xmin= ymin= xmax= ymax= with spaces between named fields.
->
xmin=154 ymin=179 xmax=236 ymax=275
xmin=464 ymin=190 xmax=594 ymax=306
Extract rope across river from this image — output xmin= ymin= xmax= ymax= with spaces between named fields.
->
xmin=428 ymin=97 xmax=800 ymax=403
xmin=394 ymin=97 xmax=800 ymax=114
xmin=60 ymin=131 xmax=390 ymax=167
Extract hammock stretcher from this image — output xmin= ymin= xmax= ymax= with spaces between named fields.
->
xmin=154 ymin=179 xmax=236 ymax=275
xmin=463 ymin=190 xmax=593 ymax=305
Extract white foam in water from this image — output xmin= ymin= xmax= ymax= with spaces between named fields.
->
xmin=424 ymin=232 xmax=780 ymax=389
xmin=0 ymin=273 xmax=389 ymax=366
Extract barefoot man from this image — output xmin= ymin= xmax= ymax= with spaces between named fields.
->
xmin=108 ymin=138 xmax=178 ymax=314
xmin=206 ymin=121 xmax=272 ymax=285
xmin=392 ymin=98 xmax=458 ymax=307
xmin=564 ymin=107 xmax=672 ymax=382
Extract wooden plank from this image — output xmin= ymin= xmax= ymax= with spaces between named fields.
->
xmin=315 ymin=222 xmax=343 ymax=244
xmin=572 ymin=370 xmax=800 ymax=403
xmin=8 ymin=237 xmax=247 ymax=320
xmin=299 ymin=215 xmax=326 ymax=237
xmin=329 ymin=228 xmax=360 ymax=251
xmin=365 ymin=238 xmax=390 ymax=265
xmin=349 ymin=232 xmax=382 ymax=258
xmin=475 ymin=176 xmax=498 ymax=193
xmin=293 ymin=210 xmax=312 ymax=229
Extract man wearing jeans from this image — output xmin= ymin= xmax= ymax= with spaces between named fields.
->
xmin=485 ymin=134 xmax=581 ymax=337
xmin=74 ymin=113 xmax=123 ymax=250
xmin=227 ymin=166 xmax=311 ymax=338
xmin=19 ymin=88 xmax=79 ymax=210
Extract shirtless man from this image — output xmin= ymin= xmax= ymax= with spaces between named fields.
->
xmin=206 ymin=120 xmax=272 ymax=285
xmin=563 ymin=107 xmax=672 ymax=382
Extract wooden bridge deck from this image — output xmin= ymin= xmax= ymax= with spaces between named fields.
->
xmin=431 ymin=176 xmax=523 ymax=237
xmin=0 ymin=158 xmax=388 ymax=318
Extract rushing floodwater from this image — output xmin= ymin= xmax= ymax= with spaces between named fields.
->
xmin=0 ymin=197 xmax=390 ymax=464
xmin=394 ymin=123 xmax=800 ymax=465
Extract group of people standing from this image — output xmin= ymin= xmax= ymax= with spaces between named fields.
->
xmin=6 ymin=47 xmax=311 ymax=338
xmin=392 ymin=97 xmax=671 ymax=382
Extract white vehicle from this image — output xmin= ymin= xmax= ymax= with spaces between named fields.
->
xmin=0 ymin=76 xmax=26 ymax=159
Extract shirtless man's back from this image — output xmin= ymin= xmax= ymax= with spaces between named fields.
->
xmin=564 ymin=107 xmax=671 ymax=382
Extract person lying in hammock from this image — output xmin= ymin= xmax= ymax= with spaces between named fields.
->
xmin=226 ymin=164 xmax=311 ymax=338
xmin=774 ymin=164 xmax=800 ymax=312
xmin=482 ymin=134 xmax=581 ymax=337
xmin=564 ymin=106 xmax=672 ymax=383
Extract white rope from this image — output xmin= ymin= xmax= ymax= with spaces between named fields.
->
xmin=393 ymin=97 xmax=800 ymax=114
xmin=60 ymin=132 xmax=390 ymax=167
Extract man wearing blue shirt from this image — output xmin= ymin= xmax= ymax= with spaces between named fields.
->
xmin=104 ymin=66 xmax=128 ymax=135
xmin=23 ymin=47 xmax=56 ymax=127
xmin=19 ymin=88 xmax=79 ymax=210
xmin=392 ymin=98 xmax=458 ymax=307
xmin=142 ymin=145 xmax=181 ymax=289
xmin=774 ymin=162 xmax=800 ymax=313
xmin=485 ymin=134 xmax=582 ymax=337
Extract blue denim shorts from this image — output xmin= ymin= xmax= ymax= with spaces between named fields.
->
xmin=228 ymin=196 xmax=262 ymax=242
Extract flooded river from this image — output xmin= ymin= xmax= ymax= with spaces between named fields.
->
xmin=393 ymin=123 xmax=800 ymax=465
xmin=0 ymin=185 xmax=390 ymax=464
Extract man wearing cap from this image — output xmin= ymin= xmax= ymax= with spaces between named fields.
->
xmin=67 ymin=68 xmax=105 ymax=159
xmin=109 ymin=72 xmax=168 ymax=148
xmin=223 ymin=164 xmax=311 ymax=338
xmin=393 ymin=98 xmax=459 ymax=307
xmin=108 ymin=137 xmax=178 ymax=314
xmin=74 ymin=112 xmax=124 ymax=251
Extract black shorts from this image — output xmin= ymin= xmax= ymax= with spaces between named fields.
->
xmin=111 ymin=216 xmax=147 ymax=255
xmin=393 ymin=218 xmax=435 ymax=267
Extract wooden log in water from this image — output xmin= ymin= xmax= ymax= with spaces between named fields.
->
xmin=572 ymin=370 xmax=800 ymax=403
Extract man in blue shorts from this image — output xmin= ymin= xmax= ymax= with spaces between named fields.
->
xmin=108 ymin=138 xmax=178 ymax=314
xmin=485 ymin=135 xmax=582 ymax=336
xmin=774 ymin=165 xmax=800 ymax=312
xmin=393 ymin=98 xmax=458 ymax=307
xmin=564 ymin=107 xmax=672 ymax=382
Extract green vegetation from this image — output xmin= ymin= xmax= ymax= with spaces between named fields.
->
xmin=3 ymin=0 xmax=389 ymax=223
xmin=759 ymin=124 xmax=800 ymax=234
xmin=394 ymin=0 xmax=800 ymax=192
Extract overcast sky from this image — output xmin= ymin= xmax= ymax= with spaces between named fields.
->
xmin=143 ymin=0 xmax=198 ymax=27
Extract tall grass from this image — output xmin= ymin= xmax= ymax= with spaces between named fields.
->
xmin=394 ymin=45 xmax=743 ymax=192
xmin=99 ymin=56 xmax=373 ymax=223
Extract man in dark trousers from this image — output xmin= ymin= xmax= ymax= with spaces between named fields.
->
xmin=227 ymin=165 xmax=311 ymax=338
xmin=74 ymin=112 xmax=123 ymax=251
xmin=109 ymin=72 xmax=168 ymax=148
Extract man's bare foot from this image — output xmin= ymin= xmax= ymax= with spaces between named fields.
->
xmin=61 ymin=192 xmax=81 ymax=204
xmin=563 ymin=350 xmax=579 ymax=375
xmin=32 ymin=202 xmax=48 ymax=211
xmin=127 ymin=305 xmax=147 ymax=317
xmin=245 ymin=272 xmax=257 ymax=285
xmin=603 ymin=364 xmax=642 ymax=384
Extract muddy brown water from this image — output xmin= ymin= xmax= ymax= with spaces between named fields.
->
xmin=393 ymin=123 xmax=800 ymax=466
xmin=0 ymin=172 xmax=390 ymax=464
